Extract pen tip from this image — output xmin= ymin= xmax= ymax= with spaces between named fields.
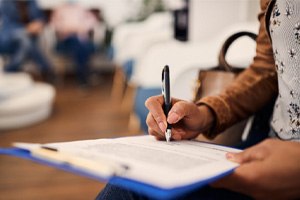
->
xmin=165 ymin=129 xmax=171 ymax=143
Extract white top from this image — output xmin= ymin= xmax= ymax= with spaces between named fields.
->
xmin=50 ymin=3 xmax=97 ymax=40
xmin=269 ymin=0 xmax=300 ymax=141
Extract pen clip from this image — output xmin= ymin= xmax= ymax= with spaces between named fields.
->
xmin=162 ymin=69 xmax=165 ymax=98
xmin=162 ymin=65 xmax=170 ymax=104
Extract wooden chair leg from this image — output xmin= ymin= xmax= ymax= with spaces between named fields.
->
xmin=128 ymin=112 xmax=141 ymax=133
xmin=121 ymin=83 xmax=136 ymax=113
xmin=110 ymin=66 xmax=126 ymax=104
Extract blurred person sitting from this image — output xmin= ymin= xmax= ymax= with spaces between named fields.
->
xmin=50 ymin=1 xmax=98 ymax=86
xmin=0 ymin=0 xmax=55 ymax=82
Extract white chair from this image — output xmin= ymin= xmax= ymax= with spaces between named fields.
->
xmin=110 ymin=12 xmax=174 ymax=106
xmin=0 ymin=72 xmax=55 ymax=130
xmin=112 ymin=12 xmax=174 ymax=65
xmin=0 ymin=73 xmax=33 ymax=100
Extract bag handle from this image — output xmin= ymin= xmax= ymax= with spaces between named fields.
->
xmin=218 ymin=31 xmax=257 ymax=72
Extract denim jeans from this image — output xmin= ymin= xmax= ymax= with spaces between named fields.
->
xmin=56 ymin=35 xmax=95 ymax=85
xmin=95 ymin=183 xmax=252 ymax=200
xmin=0 ymin=29 xmax=52 ymax=73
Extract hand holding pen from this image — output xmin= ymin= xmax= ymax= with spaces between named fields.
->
xmin=145 ymin=66 xmax=216 ymax=141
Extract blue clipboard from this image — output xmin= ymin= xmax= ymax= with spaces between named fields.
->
xmin=0 ymin=147 xmax=234 ymax=200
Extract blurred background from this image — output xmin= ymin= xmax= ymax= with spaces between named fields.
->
xmin=0 ymin=0 xmax=259 ymax=199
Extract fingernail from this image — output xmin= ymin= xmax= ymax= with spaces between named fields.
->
xmin=226 ymin=153 xmax=235 ymax=161
xmin=159 ymin=122 xmax=166 ymax=133
xmin=168 ymin=112 xmax=179 ymax=123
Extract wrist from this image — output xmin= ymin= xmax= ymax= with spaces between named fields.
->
xmin=198 ymin=105 xmax=217 ymax=138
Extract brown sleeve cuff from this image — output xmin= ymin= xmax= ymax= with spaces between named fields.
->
xmin=196 ymin=96 xmax=232 ymax=138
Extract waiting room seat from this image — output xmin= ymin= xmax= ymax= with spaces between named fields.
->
xmin=0 ymin=72 xmax=55 ymax=130
xmin=0 ymin=73 xmax=33 ymax=99
xmin=110 ymin=12 xmax=174 ymax=105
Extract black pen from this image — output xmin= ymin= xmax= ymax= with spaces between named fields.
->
xmin=162 ymin=65 xmax=172 ymax=142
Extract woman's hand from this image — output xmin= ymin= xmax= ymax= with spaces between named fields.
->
xmin=145 ymin=95 xmax=215 ymax=141
xmin=26 ymin=20 xmax=44 ymax=35
xmin=212 ymin=139 xmax=300 ymax=200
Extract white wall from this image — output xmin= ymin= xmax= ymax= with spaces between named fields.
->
xmin=37 ymin=0 xmax=185 ymax=29
xmin=189 ymin=0 xmax=260 ymax=42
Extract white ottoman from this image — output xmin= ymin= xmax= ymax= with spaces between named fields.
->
xmin=0 ymin=73 xmax=55 ymax=130
xmin=0 ymin=73 xmax=33 ymax=100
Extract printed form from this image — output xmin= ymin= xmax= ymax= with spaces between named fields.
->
xmin=39 ymin=135 xmax=241 ymax=189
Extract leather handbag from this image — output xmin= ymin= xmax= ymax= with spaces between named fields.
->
xmin=194 ymin=31 xmax=257 ymax=100
xmin=194 ymin=31 xmax=258 ymax=146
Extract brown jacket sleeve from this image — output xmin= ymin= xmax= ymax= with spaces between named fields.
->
xmin=197 ymin=0 xmax=278 ymax=138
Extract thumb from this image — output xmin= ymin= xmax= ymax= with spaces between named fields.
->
xmin=226 ymin=151 xmax=249 ymax=163
xmin=226 ymin=144 xmax=269 ymax=164
xmin=167 ymin=101 xmax=197 ymax=124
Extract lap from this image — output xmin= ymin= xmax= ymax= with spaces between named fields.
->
xmin=0 ymin=29 xmax=29 ymax=53
xmin=95 ymin=183 xmax=253 ymax=200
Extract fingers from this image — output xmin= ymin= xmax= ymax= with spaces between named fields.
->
xmin=145 ymin=95 xmax=167 ymax=132
xmin=167 ymin=101 xmax=194 ymax=124
xmin=214 ymin=139 xmax=278 ymax=196
xmin=146 ymin=95 xmax=201 ymax=141
xmin=226 ymin=139 xmax=272 ymax=164
xmin=171 ymin=128 xmax=186 ymax=140
xmin=146 ymin=113 xmax=186 ymax=141
xmin=146 ymin=113 xmax=164 ymax=139
xmin=146 ymin=95 xmax=191 ymax=131
xmin=226 ymin=148 xmax=265 ymax=164
xmin=145 ymin=96 xmax=199 ymax=141
xmin=212 ymin=162 xmax=266 ymax=197
xmin=211 ymin=170 xmax=244 ymax=189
